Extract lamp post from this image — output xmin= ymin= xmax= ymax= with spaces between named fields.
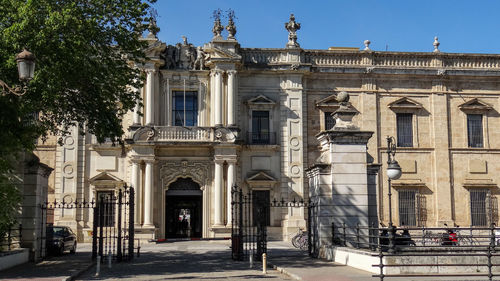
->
xmin=1 ymin=48 xmax=36 ymax=96
xmin=386 ymin=136 xmax=402 ymax=253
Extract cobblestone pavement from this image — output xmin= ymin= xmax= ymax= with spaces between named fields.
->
xmin=76 ymin=240 xmax=290 ymax=281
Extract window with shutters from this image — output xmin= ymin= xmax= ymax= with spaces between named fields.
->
xmin=396 ymin=113 xmax=413 ymax=147
xmin=398 ymin=189 xmax=426 ymax=227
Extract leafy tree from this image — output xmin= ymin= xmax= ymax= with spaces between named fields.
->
xmin=0 ymin=0 xmax=156 ymax=235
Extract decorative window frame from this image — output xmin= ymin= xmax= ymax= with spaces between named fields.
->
xmin=245 ymin=171 xmax=278 ymax=226
xmin=315 ymin=94 xmax=340 ymax=131
xmin=459 ymin=98 xmax=493 ymax=148
xmin=391 ymin=181 xmax=428 ymax=227
xmin=388 ymin=97 xmax=424 ymax=148
xmin=245 ymin=95 xmax=277 ymax=141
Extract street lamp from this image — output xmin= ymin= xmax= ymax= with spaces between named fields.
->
xmin=1 ymin=48 xmax=36 ymax=96
xmin=386 ymin=136 xmax=402 ymax=252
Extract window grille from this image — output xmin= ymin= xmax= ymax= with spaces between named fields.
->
xmin=324 ymin=112 xmax=335 ymax=130
xmin=467 ymin=114 xmax=483 ymax=148
xmin=470 ymin=189 xmax=497 ymax=226
xmin=97 ymin=191 xmax=115 ymax=227
xmin=398 ymin=189 xmax=426 ymax=226
xmin=172 ymin=91 xmax=198 ymax=126
xmin=396 ymin=113 xmax=413 ymax=147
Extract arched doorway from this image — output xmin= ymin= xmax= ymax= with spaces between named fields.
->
xmin=165 ymin=177 xmax=202 ymax=238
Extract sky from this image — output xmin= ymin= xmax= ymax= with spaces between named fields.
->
xmin=152 ymin=0 xmax=499 ymax=54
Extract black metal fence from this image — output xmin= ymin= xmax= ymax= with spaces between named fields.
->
xmin=231 ymin=186 xmax=315 ymax=261
xmin=41 ymin=186 xmax=135 ymax=262
xmin=331 ymin=223 xmax=500 ymax=280
xmin=0 ymin=224 xmax=22 ymax=252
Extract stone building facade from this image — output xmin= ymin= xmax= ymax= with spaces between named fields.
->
xmin=39 ymin=15 xmax=500 ymax=241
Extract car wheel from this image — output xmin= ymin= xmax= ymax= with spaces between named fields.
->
xmin=70 ymin=242 xmax=77 ymax=254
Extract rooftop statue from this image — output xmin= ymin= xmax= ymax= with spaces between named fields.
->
xmin=285 ymin=14 xmax=301 ymax=48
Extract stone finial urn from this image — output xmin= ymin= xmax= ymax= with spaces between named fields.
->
xmin=285 ymin=14 xmax=301 ymax=48
xmin=212 ymin=9 xmax=224 ymax=40
xmin=332 ymin=92 xmax=358 ymax=130
xmin=226 ymin=9 xmax=237 ymax=40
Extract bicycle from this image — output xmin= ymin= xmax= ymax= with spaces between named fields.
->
xmin=455 ymin=227 xmax=479 ymax=246
xmin=291 ymin=229 xmax=308 ymax=250
xmin=421 ymin=230 xmax=441 ymax=246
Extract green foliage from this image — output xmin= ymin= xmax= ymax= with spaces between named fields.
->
xmin=0 ymin=0 xmax=155 ymax=226
xmin=0 ymin=173 xmax=21 ymax=242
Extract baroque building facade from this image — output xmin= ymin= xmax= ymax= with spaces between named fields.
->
xmin=38 ymin=15 xmax=500 ymax=241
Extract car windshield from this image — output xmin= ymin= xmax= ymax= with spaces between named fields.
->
xmin=47 ymin=227 xmax=66 ymax=237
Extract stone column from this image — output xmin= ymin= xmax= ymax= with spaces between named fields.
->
xmin=131 ymin=161 xmax=141 ymax=226
xmin=143 ymin=160 xmax=154 ymax=227
xmin=214 ymin=159 xmax=224 ymax=226
xmin=226 ymin=160 xmax=236 ymax=226
xmin=145 ymin=69 xmax=155 ymax=125
xmin=214 ymin=70 xmax=223 ymax=126
xmin=133 ymin=87 xmax=142 ymax=125
xmin=227 ymin=70 xmax=237 ymax=126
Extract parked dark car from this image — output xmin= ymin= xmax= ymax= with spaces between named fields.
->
xmin=46 ymin=226 xmax=77 ymax=255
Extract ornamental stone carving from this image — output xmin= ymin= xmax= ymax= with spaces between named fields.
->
xmin=133 ymin=126 xmax=156 ymax=142
xmin=226 ymin=9 xmax=237 ymax=40
xmin=160 ymin=161 xmax=211 ymax=188
xmin=163 ymin=37 xmax=207 ymax=70
xmin=285 ymin=14 xmax=301 ymax=48
xmin=212 ymin=9 xmax=224 ymax=40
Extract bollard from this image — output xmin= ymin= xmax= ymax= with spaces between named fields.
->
xmin=262 ymin=253 xmax=267 ymax=274
xmin=108 ymin=250 xmax=112 ymax=269
xmin=95 ymin=256 xmax=101 ymax=277
xmin=249 ymin=250 xmax=254 ymax=268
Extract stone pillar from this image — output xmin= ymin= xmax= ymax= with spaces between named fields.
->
xmin=227 ymin=70 xmax=236 ymax=126
xmin=226 ymin=160 xmax=236 ymax=226
xmin=143 ymin=160 xmax=154 ymax=227
xmin=308 ymin=99 xmax=374 ymax=249
xmin=145 ymin=69 xmax=155 ymax=125
xmin=214 ymin=70 xmax=223 ymax=126
xmin=214 ymin=159 xmax=224 ymax=226
xmin=19 ymin=153 xmax=52 ymax=262
xmin=131 ymin=161 xmax=141 ymax=225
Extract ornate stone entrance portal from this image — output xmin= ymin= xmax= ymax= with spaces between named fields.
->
xmin=165 ymin=178 xmax=203 ymax=238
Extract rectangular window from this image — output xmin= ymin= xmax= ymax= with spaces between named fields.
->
xmin=470 ymin=189 xmax=496 ymax=227
xmin=324 ymin=112 xmax=335 ymax=130
xmin=251 ymin=111 xmax=270 ymax=144
xmin=398 ymin=189 xmax=426 ymax=226
xmin=172 ymin=91 xmax=198 ymax=126
xmin=252 ymin=190 xmax=270 ymax=226
xmin=96 ymin=191 xmax=115 ymax=227
xmin=467 ymin=114 xmax=483 ymax=148
xmin=396 ymin=113 xmax=413 ymax=147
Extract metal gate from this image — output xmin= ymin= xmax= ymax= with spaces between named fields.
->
xmin=231 ymin=186 xmax=316 ymax=261
xmin=41 ymin=186 xmax=135 ymax=261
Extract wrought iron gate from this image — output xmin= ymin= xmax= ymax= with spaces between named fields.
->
xmin=41 ymin=186 xmax=135 ymax=261
xmin=231 ymin=186 xmax=316 ymax=261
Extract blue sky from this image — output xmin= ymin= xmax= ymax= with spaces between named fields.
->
xmin=153 ymin=1 xmax=498 ymax=54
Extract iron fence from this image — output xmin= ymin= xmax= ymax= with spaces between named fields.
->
xmin=331 ymin=223 xmax=500 ymax=280
xmin=0 ymin=224 xmax=22 ymax=252
xmin=231 ymin=186 xmax=315 ymax=261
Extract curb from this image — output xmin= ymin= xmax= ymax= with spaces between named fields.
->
xmin=62 ymin=262 xmax=93 ymax=281
xmin=272 ymin=264 xmax=302 ymax=280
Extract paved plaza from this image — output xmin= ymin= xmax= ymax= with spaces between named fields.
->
xmin=2 ymin=240 xmax=499 ymax=280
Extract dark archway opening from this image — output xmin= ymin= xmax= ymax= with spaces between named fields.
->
xmin=165 ymin=177 xmax=202 ymax=238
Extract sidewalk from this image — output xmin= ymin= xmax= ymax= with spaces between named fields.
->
xmin=0 ymin=244 xmax=93 ymax=281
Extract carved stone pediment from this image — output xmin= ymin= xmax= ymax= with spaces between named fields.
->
xmin=246 ymin=171 xmax=277 ymax=187
xmin=159 ymin=161 xmax=211 ymax=189
xmin=316 ymin=93 xmax=340 ymax=110
xmin=246 ymin=95 xmax=276 ymax=107
xmin=459 ymin=98 xmax=493 ymax=112
xmin=89 ymin=172 xmax=124 ymax=187
xmin=388 ymin=97 xmax=423 ymax=111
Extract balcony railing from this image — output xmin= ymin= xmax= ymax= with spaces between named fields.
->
xmin=246 ymin=132 xmax=276 ymax=145
xmin=155 ymin=126 xmax=213 ymax=142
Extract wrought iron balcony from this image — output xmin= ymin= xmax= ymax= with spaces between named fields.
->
xmin=246 ymin=132 xmax=276 ymax=145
